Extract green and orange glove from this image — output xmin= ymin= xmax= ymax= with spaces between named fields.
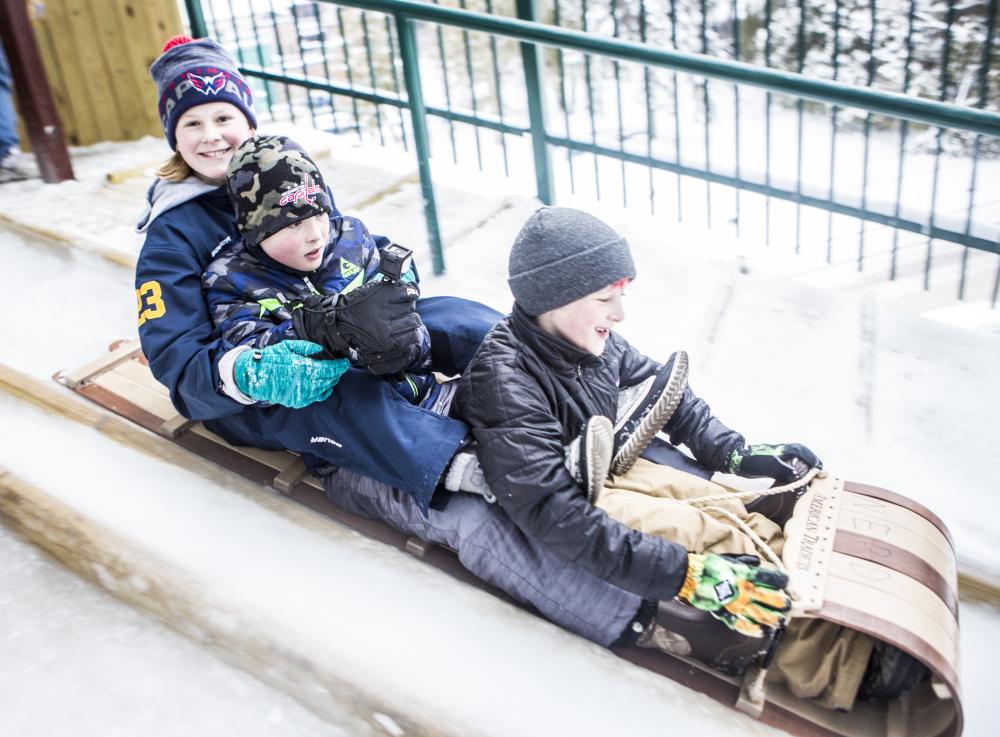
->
xmin=676 ymin=553 xmax=792 ymax=637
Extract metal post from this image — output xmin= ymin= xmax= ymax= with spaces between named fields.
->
xmin=515 ymin=0 xmax=553 ymax=204
xmin=0 ymin=0 xmax=73 ymax=182
xmin=184 ymin=0 xmax=209 ymax=37
xmin=396 ymin=14 xmax=446 ymax=274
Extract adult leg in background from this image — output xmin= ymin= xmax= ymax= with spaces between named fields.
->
xmin=323 ymin=467 xmax=645 ymax=647
xmin=0 ymin=44 xmax=19 ymax=161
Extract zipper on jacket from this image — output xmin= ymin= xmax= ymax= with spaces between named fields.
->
xmin=575 ymin=362 xmax=603 ymax=409
xmin=302 ymin=276 xmax=321 ymax=296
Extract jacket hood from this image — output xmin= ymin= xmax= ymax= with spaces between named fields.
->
xmin=136 ymin=176 xmax=222 ymax=234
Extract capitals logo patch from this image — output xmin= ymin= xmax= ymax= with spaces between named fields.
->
xmin=187 ymin=71 xmax=226 ymax=95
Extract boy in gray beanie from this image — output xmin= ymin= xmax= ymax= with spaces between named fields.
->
xmin=452 ymin=207 xmax=902 ymax=710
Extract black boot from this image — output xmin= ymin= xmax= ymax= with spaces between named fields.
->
xmin=639 ymin=599 xmax=782 ymax=677
xmin=857 ymin=641 xmax=929 ymax=701
xmin=611 ymin=352 xmax=689 ymax=476
xmin=744 ymin=486 xmax=808 ymax=528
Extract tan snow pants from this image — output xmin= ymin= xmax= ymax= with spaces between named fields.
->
xmin=596 ymin=457 xmax=874 ymax=711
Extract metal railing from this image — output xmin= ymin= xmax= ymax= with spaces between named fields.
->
xmin=185 ymin=0 xmax=1000 ymax=305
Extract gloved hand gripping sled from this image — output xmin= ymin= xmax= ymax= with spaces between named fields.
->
xmin=676 ymin=552 xmax=792 ymax=638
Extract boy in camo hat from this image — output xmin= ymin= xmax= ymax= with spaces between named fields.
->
xmin=203 ymin=134 xmax=438 ymax=406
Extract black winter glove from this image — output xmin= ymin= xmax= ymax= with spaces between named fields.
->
xmin=335 ymin=278 xmax=424 ymax=376
xmin=728 ymin=443 xmax=821 ymax=485
xmin=291 ymin=294 xmax=352 ymax=359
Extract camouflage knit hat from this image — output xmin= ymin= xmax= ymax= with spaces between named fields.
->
xmin=226 ymin=135 xmax=333 ymax=246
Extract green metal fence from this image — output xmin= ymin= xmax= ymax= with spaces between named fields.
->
xmin=185 ymin=0 xmax=1000 ymax=304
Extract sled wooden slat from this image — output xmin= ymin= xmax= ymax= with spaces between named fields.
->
xmin=844 ymin=481 xmax=955 ymax=552
xmin=76 ymin=381 xmax=165 ymax=434
xmin=824 ymin=555 xmax=960 ymax=671
xmin=59 ymin=340 xmax=141 ymax=388
xmin=92 ymin=368 xmax=178 ymax=420
xmin=833 ymin=531 xmax=957 ymax=618
xmin=785 ymin=477 xmax=962 ymax=737
xmin=159 ymin=414 xmax=192 ymax=439
xmin=820 ymin=602 xmax=961 ymax=737
xmin=838 ymin=491 xmax=956 ymax=585
xmin=187 ymin=424 xmax=294 ymax=472
xmin=115 ymin=358 xmax=170 ymax=397
xmin=273 ymin=457 xmax=309 ymax=494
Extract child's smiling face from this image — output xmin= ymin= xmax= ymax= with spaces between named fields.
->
xmin=174 ymin=102 xmax=252 ymax=184
xmin=537 ymin=278 xmax=628 ymax=356
xmin=259 ymin=212 xmax=330 ymax=272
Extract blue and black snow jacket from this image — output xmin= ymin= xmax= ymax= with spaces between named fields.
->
xmin=202 ymin=215 xmax=432 ymax=375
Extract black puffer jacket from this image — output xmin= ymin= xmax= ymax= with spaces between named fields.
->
xmin=453 ymin=304 xmax=745 ymax=602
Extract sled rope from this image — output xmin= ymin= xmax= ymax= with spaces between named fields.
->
xmin=681 ymin=468 xmax=824 ymax=576
xmin=700 ymin=505 xmax=786 ymax=572
xmin=683 ymin=467 xmax=823 ymax=507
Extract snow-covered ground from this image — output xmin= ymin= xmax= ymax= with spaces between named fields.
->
xmin=1 ymin=129 xmax=998 ymax=735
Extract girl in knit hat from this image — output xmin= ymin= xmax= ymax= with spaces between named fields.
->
xmin=134 ymin=37 xmax=650 ymax=650
xmin=453 ymin=206 xmax=922 ymax=709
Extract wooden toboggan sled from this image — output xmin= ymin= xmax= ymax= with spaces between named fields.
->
xmin=54 ymin=342 xmax=963 ymax=737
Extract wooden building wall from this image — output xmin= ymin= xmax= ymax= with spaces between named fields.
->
xmin=27 ymin=0 xmax=183 ymax=145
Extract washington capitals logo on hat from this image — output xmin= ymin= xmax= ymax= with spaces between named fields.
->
xmin=279 ymin=182 xmax=323 ymax=207
xmin=187 ymin=71 xmax=227 ymax=95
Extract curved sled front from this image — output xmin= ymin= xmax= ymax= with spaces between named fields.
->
xmin=781 ymin=475 xmax=963 ymax=737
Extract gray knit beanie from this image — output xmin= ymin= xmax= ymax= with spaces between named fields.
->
xmin=507 ymin=207 xmax=635 ymax=315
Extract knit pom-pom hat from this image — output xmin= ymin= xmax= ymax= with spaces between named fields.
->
xmin=149 ymin=36 xmax=257 ymax=149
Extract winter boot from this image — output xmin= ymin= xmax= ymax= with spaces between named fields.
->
xmin=611 ymin=351 xmax=689 ymax=477
xmin=443 ymin=448 xmax=497 ymax=503
xmin=444 ymin=419 xmax=614 ymax=504
xmin=744 ymin=485 xmax=809 ymax=529
xmin=638 ymin=598 xmax=783 ymax=677
xmin=856 ymin=640 xmax=929 ymax=701
xmin=563 ymin=416 xmax=615 ymax=503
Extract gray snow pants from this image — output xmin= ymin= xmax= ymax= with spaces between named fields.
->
xmin=323 ymin=468 xmax=644 ymax=646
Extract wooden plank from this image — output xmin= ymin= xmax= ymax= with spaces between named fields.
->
xmin=135 ymin=0 xmax=183 ymax=52
xmin=88 ymin=0 xmax=135 ymax=140
xmin=70 ymin=1 xmax=123 ymax=141
xmin=188 ymin=424 xmax=295 ymax=472
xmin=838 ymin=490 xmax=956 ymax=586
xmin=106 ymin=0 xmax=165 ymax=139
xmin=115 ymin=358 xmax=170 ymax=397
xmin=824 ymin=554 xmax=960 ymax=672
xmin=57 ymin=340 xmax=141 ymax=388
xmin=94 ymin=369 xmax=178 ymax=419
xmin=37 ymin=0 xmax=100 ymax=145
